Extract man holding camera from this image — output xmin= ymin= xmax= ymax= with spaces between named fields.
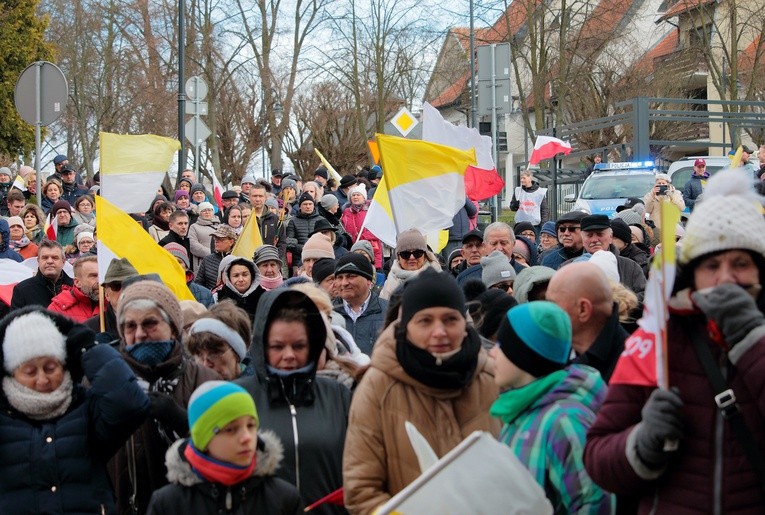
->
xmin=642 ymin=173 xmax=685 ymax=230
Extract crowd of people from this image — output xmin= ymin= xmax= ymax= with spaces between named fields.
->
xmin=0 ymin=152 xmax=764 ymax=514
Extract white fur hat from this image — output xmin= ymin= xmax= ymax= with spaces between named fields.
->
xmin=589 ymin=250 xmax=620 ymax=284
xmin=348 ymin=184 xmax=367 ymax=200
xmin=3 ymin=312 xmax=66 ymax=373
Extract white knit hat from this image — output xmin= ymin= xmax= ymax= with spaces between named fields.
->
xmin=348 ymin=184 xmax=367 ymax=200
xmin=3 ymin=312 xmax=66 ymax=373
xmin=588 ymin=250 xmax=620 ymax=283
xmin=680 ymin=168 xmax=765 ymax=264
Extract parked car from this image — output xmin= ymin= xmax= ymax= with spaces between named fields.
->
xmin=564 ymin=161 xmax=657 ymax=217
xmin=667 ymin=156 xmax=729 ymax=215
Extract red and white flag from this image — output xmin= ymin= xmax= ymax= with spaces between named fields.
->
xmin=421 ymin=102 xmax=505 ymax=201
xmin=528 ymin=136 xmax=572 ymax=165
xmin=211 ymin=172 xmax=224 ymax=212
xmin=0 ymin=259 xmax=34 ymax=306
xmin=44 ymin=213 xmax=58 ymax=241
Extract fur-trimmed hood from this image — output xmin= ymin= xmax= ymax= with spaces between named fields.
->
xmin=165 ymin=429 xmax=284 ymax=486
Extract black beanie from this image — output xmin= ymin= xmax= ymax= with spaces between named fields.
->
xmin=312 ymin=258 xmax=336 ymax=284
xmin=400 ymin=269 xmax=465 ymax=327
xmin=610 ymin=218 xmax=632 ymax=244
xmin=475 ymin=289 xmax=518 ymax=339
xmin=298 ymin=192 xmax=315 ymax=206
xmin=513 ymin=221 xmax=535 ymax=236
xmin=335 ymin=253 xmax=374 ymax=281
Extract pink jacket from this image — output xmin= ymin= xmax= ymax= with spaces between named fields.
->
xmin=342 ymin=206 xmax=383 ymax=269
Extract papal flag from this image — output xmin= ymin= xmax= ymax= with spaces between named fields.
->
xmin=361 ymin=134 xmax=476 ymax=247
xmin=95 ymin=196 xmax=194 ymax=301
xmin=100 ymin=132 xmax=180 ymax=213
xmin=231 ymin=205 xmax=264 ymax=259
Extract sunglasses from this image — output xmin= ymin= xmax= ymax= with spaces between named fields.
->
xmin=558 ymin=226 xmax=581 ymax=233
xmin=398 ymin=249 xmax=425 ymax=260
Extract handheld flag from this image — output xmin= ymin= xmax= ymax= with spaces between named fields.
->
xmin=211 ymin=172 xmax=224 ymax=211
xmin=95 ymin=196 xmax=194 ymax=301
xmin=529 ymin=136 xmax=572 ymax=165
xmin=610 ymin=200 xmax=681 ymax=387
xmin=368 ymin=141 xmax=380 ymax=164
xmin=362 ymin=134 xmax=476 ymax=247
xmin=231 ymin=207 xmax=264 ymax=259
xmin=314 ymin=148 xmax=343 ymax=182
xmin=44 ymin=213 xmax=58 ymax=241
xmin=729 ymin=145 xmax=744 ymax=168
xmin=421 ymin=102 xmax=504 ymax=201
xmin=100 ymin=132 xmax=180 ymax=213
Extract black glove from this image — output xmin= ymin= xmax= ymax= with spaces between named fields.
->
xmin=148 ymin=391 xmax=188 ymax=437
xmin=692 ymin=283 xmax=765 ymax=350
xmin=65 ymin=325 xmax=97 ymax=383
xmin=634 ymin=388 xmax=684 ymax=468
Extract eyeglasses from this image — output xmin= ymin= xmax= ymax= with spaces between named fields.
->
xmin=398 ymin=249 xmax=425 ymax=260
xmin=121 ymin=317 xmax=164 ymax=334
xmin=558 ymin=226 xmax=581 ymax=233
xmin=194 ymin=348 xmax=232 ymax=365
xmin=492 ymin=282 xmax=514 ymax=292
xmin=105 ymin=282 xmax=122 ymax=291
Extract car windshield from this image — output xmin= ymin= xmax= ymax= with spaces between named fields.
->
xmin=580 ymin=174 xmax=656 ymax=200
xmin=669 ymin=165 xmax=726 ymax=190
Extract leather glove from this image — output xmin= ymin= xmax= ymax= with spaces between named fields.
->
xmin=148 ymin=391 xmax=188 ymax=437
xmin=692 ymin=283 xmax=765 ymax=349
xmin=634 ymin=388 xmax=684 ymax=468
xmin=65 ymin=325 xmax=97 ymax=383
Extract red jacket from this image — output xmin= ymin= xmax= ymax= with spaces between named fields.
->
xmin=584 ymin=306 xmax=765 ymax=513
xmin=341 ymin=205 xmax=383 ymax=269
xmin=48 ymin=286 xmax=100 ymax=323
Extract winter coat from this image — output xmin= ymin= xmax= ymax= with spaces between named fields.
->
xmin=341 ymin=205 xmax=383 ymax=269
xmin=681 ymin=172 xmax=709 ymax=211
xmin=148 ymin=224 xmax=170 ymax=243
xmin=317 ymin=206 xmax=351 ymax=250
xmin=0 ymin=219 xmax=23 ymax=262
xmin=342 ymin=324 xmax=500 ymax=514
xmin=447 ymin=197 xmax=479 ymax=242
xmin=455 ymin=259 xmax=526 ymax=286
xmin=256 ymin=210 xmax=287 ymax=261
xmin=188 ymin=217 xmax=219 ymax=269
xmin=541 ymin=244 xmax=585 ymax=270
xmin=494 ymin=365 xmax=612 ymax=514
xmin=332 ymin=292 xmax=388 ymax=355
xmin=643 ymin=187 xmax=685 ymax=228
xmin=509 ymin=182 xmax=550 ymax=226
xmin=571 ymin=304 xmax=628 ymax=383
xmin=189 ymin=281 xmax=214 ymax=308
xmin=10 ymin=270 xmax=74 ymax=311
xmin=286 ymin=210 xmax=324 ymax=259
xmin=60 ymin=181 xmax=88 ymax=206
xmin=54 ymin=217 xmax=79 ymax=248
xmin=379 ymin=256 xmax=442 ymax=301
xmin=147 ymin=433 xmax=304 ymax=515
xmin=0 ymin=342 xmax=150 ymax=515
xmin=48 ymin=285 xmax=100 ymax=323
xmin=236 ymin=288 xmax=351 ymax=515
xmin=561 ymin=246 xmax=646 ymax=297
xmin=108 ymin=343 xmax=220 ymax=515
xmin=584 ymin=291 xmax=765 ymax=513
xmin=11 ymin=239 xmax=38 ymax=260
xmin=213 ymin=257 xmax=265 ymax=320
xmin=194 ymin=250 xmax=228 ymax=291
xmin=618 ymin=242 xmax=650 ymax=277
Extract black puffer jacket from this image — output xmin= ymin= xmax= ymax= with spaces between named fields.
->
xmin=286 ymin=211 xmax=324 ymax=258
xmin=147 ymin=432 xmax=303 ymax=515
xmin=194 ymin=250 xmax=229 ymax=290
xmin=237 ymin=289 xmax=351 ymax=515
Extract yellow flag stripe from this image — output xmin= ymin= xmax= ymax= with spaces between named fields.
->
xmin=231 ymin=209 xmax=264 ymax=259
xmin=100 ymin=132 xmax=181 ymax=175
xmin=95 ymin=196 xmax=194 ymax=301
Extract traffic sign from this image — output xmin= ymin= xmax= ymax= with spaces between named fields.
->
xmin=185 ymin=76 xmax=208 ymax=101
xmin=185 ymin=101 xmax=208 ymax=116
xmin=14 ymin=61 xmax=68 ymax=126
xmin=391 ymin=107 xmax=418 ymax=137
xmin=185 ymin=117 xmax=211 ymax=146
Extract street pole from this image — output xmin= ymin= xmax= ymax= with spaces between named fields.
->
xmin=261 ymin=82 xmax=266 ymax=179
xmin=490 ymin=44 xmax=499 ymax=223
xmin=34 ymin=63 xmax=42 ymax=208
xmin=469 ymin=0 xmax=476 ymax=128
xmin=178 ymin=0 xmax=186 ymax=182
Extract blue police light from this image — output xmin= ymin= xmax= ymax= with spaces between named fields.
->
xmin=593 ymin=161 xmax=655 ymax=171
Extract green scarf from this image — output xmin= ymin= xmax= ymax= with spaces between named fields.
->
xmin=489 ymin=370 xmax=567 ymax=424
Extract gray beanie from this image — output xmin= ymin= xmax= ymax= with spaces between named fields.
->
xmin=320 ymin=194 xmax=339 ymax=210
xmin=253 ymin=244 xmax=282 ymax=266
xmin=265 ymin=198 xmax=278 ymax=210
xmin=281 ymin=178 xmax=297 ymax=191
xmin=351 ymin=240 xmax=375 ymax=264
xmin=0 ymin=167 xmax=12 ymax=178
xmin=481 ymin=250 xmax=516 ymax=288
xmin=512 ymin=266 xmax=555 ymax=303
xmin=613 ymin=208 xmax=643 ymax=227
xmin=395 ymin=228 xmax=427 ymax=254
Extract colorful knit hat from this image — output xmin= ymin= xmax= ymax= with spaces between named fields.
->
xmin=302 ymin=233 xmax=335 ymax=261
xmin=496 ymin=301 xmax=571 ymax=378
xmin=188 ymin=381 xmax=258 ymax=450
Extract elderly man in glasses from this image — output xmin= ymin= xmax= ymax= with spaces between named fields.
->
xmin=540 ymin=211 xmax=588 ymax=270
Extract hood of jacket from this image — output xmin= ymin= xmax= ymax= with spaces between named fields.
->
xmin=249 ymin=288 xmax=327 ymax=380
xmin=165 ymin=429 xmax=284 ymax=486
xmin=0 ymin=219 xmax=9 ymax=253
xmin=370 ymin=322 xmax=491 ymax=400
xmin=220 ymin=257 xmax=260 ymax=298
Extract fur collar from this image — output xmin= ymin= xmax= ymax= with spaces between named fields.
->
xmin=165 ymin=429 xmax=284 ymax=486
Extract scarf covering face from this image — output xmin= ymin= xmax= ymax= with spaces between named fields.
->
xmin=259 ymin=274 xmax=283 ymax=291
xmin=10 ymin=235 xmax=31 ymax=250
xmin=395 ymin=325 xmax=480 ymax=390
xmin=126 ymin=340 xmax=175 ymax=367
xmin=184 ymin=440 xmax=256 ymax=486
xmin=489 ymin=370 xmax=567 ymax=424
xmin=3 ymin=371 xmax=74 ymax=420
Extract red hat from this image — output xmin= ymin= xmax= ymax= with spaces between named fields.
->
xmin=694 ymin=158 xmax=706 ymax=167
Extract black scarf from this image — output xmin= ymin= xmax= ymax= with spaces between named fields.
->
xmin=395 ymin=326 xmax=480 ymax=390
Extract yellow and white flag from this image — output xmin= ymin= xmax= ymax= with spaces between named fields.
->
xmin=314 ymin=148 xmax=343 ymax=182
xmin=362 ymin=134 xmax=476 ymax=247
xmin=95 ymin=196 xmax=194 ymax=301
xmin=99 ymin=132 xmax=180 ymax=213
xmin=231 ymin=208 xmax=264 ymax=260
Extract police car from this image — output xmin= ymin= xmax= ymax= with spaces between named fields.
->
xmin=564 ymin=161 xmax=657 ymax=217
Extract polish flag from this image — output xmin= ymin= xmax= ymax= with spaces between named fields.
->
xmin=211 ymin=172 xmax=224 ymax=212
xmin=0 ymin=259 xmax=34 ymax=306
xmin=44 ymin=213 xmax=58 ymax=241
xmin=528 ymin=136 xmax=572 ymax=165
xmin=421 ymin=102 xmax=505 ymax=201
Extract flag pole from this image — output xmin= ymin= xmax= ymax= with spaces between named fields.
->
xmin=658 ymin=198 xmax=678 ymax=451
xmin=98 ymin=284 xmax=106 ymax=332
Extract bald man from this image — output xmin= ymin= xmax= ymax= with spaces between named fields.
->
xmin=546 ymin=262 xmax=629 ymax=383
